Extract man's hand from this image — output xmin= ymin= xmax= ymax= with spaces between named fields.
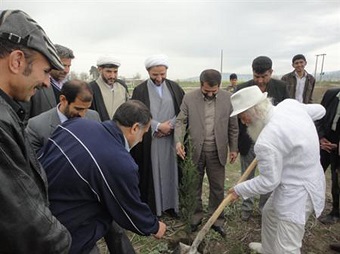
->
xmin=154 ymin=132 xmax=166 ymax=138
xmin=176 ymin=142 xmax=186 ymax=160
xmin=154 ymin=221 xmax=166 ymax=239
xmin=229 ymin=151 xmax=238 ymax=164
xmin=320 ymin=137 xmax=337 ymax=153
xmin=227 ymin=187 xmax=239 ymax=203
xmin=158 ymin=120 xmax=173 ymax=136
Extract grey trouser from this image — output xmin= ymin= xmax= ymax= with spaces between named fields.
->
xmin=192 ymin=149 xmax=225 ymax=227
xmin=240 ymin=147 xmax=256 ymax=213
xmin=240 ymin=143 xmax=270 ymax=213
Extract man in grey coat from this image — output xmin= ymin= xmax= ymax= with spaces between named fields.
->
xmin=26 ymin=79 xmax=100 ymax=152
xmin=26 ymin=79 xmax=137 ymax=254
xmin=175 ymin=69 xmax=238 ymax=237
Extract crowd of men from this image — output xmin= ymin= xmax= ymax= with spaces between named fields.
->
xmin=0 ymin=8 xmax=339 ymax=254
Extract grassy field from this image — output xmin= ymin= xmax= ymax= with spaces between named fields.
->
xmin=99 ymin=81 xmax=340 ymax=254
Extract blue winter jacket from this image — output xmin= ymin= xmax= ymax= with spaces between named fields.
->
xmin=39 ymin=118 xmax=159 ymax=254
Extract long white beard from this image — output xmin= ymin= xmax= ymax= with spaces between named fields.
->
xmin=247 ymin=119 xmax=266 ymax=142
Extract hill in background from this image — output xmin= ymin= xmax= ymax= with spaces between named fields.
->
xmin=183 ymin=70 xmax=340 ymax=82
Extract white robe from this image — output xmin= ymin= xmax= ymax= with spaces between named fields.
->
xmin=235 ymin=99 xmax=326 ymax=225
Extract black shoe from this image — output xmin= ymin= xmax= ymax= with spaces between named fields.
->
xmin=330 ymin=243 xmax=340 ymax=252
xmin=190 ymin=221 xmax=202 ymax=232
xmin=164 ymin=209 xmax=180 ymax=219
xmin=211 ymin=225 xmax=226 ymax=238
xmin=319 ymin=214 xmax=339 ymax=225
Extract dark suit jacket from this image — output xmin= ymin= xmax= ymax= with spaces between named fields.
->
xmin=175 ymin=88 xmax=238 ymax=165
xmin=26 ymin=107 xmax=100 ymax=152
xmin=281 ymin=71 xmax=315 ymax=103
xmin=235 ymin=79 xmax=290 ymax=155
xmin=315 ymin=88 xmax=340 ymax=170
xmin=316 ymin=88 xmax=340 ymax=141
xmin=30 ymin=85 xmax=57 ymax=118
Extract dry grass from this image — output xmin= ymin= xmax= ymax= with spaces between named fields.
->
xmin=98 ymin=81 xmax=340 ymax=254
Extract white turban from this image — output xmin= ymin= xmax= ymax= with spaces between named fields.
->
xmin=144 ymin=54 xmax=169 ymax=69
xmin=97 ymin=56 xmax=121 ymax=67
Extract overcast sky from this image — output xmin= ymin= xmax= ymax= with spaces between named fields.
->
xmin=2 ymin=0 xmax=340 ymax=80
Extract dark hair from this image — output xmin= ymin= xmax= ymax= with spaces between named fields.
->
xmin=292 ymin=54 xmax=306 ymax=63
xmin=200 ymin=69 xmax=221 ymax=87
xmin=113 ymin=100 xmax=152 ymax=127
xmin=0 ymin=39 xmax=37 ymax=77
xmin=60 ymin=79 xmax=93 ymax=103
xmin=229 ymin=73 xmax=237 ymax=80
xmin=0 ymin=38 xmax=35 ymax=60
xmin=54 ymin=44 xmax=74 ymax=59
xmin=252 ymin=56 xmax=272 ymax=74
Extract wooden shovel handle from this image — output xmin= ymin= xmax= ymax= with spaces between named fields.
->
xmin=236 ymin=158 xmax=258 ymax=184
xmin=188 ymin=158 xmax=258 ymax=254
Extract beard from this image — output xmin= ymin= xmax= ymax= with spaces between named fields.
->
xmin=151 ymin=78 xmax=165 ymax=85
xmin=247 ymin=118 xmax=266 ymax=142
xmin=64 ymin=105 xmax=80 ymax=119
xmin=204 ymin=93 xmax=216 ymax=101
xmin=102 ymin=75 xmax=115 ymax=85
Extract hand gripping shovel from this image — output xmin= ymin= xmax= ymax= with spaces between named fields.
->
xmin=178 ymin=158 xmax=257 ymax=254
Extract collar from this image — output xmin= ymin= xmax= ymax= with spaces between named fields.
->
xmin=336 ymin=91 xmax=340 ymax=100
xmin=123 ymin=135 xmax=130 ymax=152
xmin=56 ymin=103 xmax=68 ymax=123
xmin=294 ymin=71 xmax=307 ymax=79
xmin=0 ymin=88 xmax=26 ymax=121
xmin=50 ymin=76 xmax=65 ymax=90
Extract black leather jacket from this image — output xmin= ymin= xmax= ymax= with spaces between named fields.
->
xmin=0 ymin=92 xmax=71 ymax=253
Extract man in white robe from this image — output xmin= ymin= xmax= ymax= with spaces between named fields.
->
xmin=228 ymin=86 xmax=326 ymax=254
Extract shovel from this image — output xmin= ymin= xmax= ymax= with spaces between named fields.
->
xmin=178 ymin=158 xmax=258 ymax=254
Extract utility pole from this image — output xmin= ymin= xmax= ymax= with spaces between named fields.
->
xmin=220 ymin=49 xmax=223 ymax=75
xmin=314 ymin=53 xmax=326 ymax=81
xmin=319 ymin=53 xmax=326 ymax=82
xmin=313 ymin=55 xmax=319 ymax=79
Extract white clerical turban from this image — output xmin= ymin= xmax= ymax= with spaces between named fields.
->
xmin=97 ymin=56 xmax=121 ymax=67
xmin=144 ymin=54 xmax=169 ymax=69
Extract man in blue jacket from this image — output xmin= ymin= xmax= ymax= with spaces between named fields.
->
xmin=39 ymin=100 xmax=166 ymax=254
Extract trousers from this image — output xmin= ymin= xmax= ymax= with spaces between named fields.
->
xmin=240 ymin=143 xmax=270 ymax=213
xmin=192 ymin=149 xmax=225 ymax=227
xmin=261 ymin=194 xmax=313 ymax=254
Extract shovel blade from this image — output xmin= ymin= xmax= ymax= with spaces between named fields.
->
xmin=177 ymin=242 xmax=201 ymax=254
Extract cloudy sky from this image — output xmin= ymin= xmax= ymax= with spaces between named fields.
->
xmin=2 ymin=0 xmax=340 ymax=80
